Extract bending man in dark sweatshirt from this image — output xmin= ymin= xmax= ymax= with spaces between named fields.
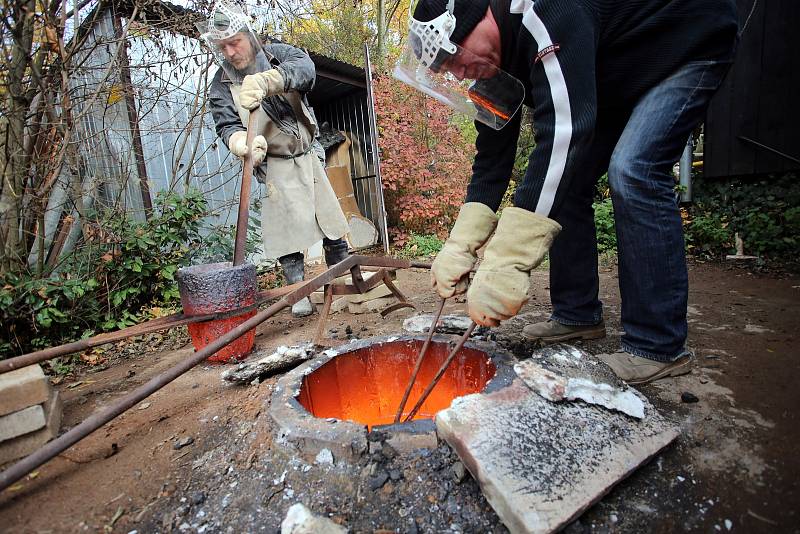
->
xmin=402 ymin=0 xmax=738 ymax=383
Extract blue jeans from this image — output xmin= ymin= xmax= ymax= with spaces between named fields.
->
xmin=548 ymin=59 xmax=733 ymax=362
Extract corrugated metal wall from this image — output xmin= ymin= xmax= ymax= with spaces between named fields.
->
xmin=49 ymin=7 xmax=386 ymax=266
xmin=315 ymin=92 xmax=381 ymax=226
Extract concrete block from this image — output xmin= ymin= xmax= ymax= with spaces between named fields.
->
xmin=346 ymin=296 xmax=395 ymax=314
xmin=436 ymin=375 xmax=678 ymax=534
xmin=0 ymin=365 xmax=50 ymax=416
xmin=0 ymin=404 xmax=46 ymax=442
xmin=0 ymin=390 xmax=62 ymax=466
xmin=309 ymin=292 xmax=350 ymax=314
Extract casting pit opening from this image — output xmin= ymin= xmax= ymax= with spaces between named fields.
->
xmin=296 ymin=339 xmax=496 ymax=429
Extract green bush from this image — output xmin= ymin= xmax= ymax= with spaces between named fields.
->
xmin=684 ymin=210 xmax=732 ymax=255
xmin=593 ymin=198 xmax=617 ymax=253
xmin=396 ymin=233 xmax=444 ymax=259
xmin=687 ymin=173 xmax=800 ymax=258
xmin=0 ymin=189 xmax=212 ymax=359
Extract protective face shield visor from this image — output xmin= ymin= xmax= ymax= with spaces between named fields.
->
xmin=393 ymin=3 xmax=525 ymax=130
xmin=196 ymin=1 xmax=270 ymax=83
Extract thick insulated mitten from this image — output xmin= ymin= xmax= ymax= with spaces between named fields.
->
xmin=430 ymin=202 xmax=498 ymax=298
xmin=239 ymin=69 xmax=285 ymax=110
xmin=228 ymin=131 xmax=267 ymax=165
xmin=467 ymin=207 xmax=561 ymax=326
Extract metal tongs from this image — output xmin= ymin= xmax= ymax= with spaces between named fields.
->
xmin=393 ymin=297 xmax=477 ymax=423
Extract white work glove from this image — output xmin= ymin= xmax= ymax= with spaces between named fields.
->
xmin=430 ymin=202 xmax=498 ymax=298
xmin=239 ymin=69 xmax=285 ymax=110
xmin=228 ymin=131 xmax=267 ymax=165
xmin=467 ymin=207 xmax=561 ymax=326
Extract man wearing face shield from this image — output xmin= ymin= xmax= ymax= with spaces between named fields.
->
xmin=201 ymin=2 xmax=350 ymax=318
xmin=395 ymin=0 xmax=738 ymax=384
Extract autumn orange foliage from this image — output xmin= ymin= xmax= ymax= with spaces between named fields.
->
xmin=373 ymin=74 xmax=475 ymax=245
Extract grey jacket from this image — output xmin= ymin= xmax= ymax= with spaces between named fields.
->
xmin=209 ymin=42 xmax=323 ymax=160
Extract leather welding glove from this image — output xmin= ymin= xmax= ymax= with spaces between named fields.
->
xmin=239 ymin=69 xmax=285 ymax=110
xmin=228 ymin=131 xmax=267 ymax=165
xmin=467 ymin=207 xmax=561 ymax=326
xmin=431 ymin=202 xmax=498 ymax=298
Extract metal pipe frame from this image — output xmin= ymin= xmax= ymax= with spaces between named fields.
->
xmin=0 ymin=256 xmax=429 ymax=492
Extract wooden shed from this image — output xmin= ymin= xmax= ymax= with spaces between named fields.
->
xmin=704 ymin=0 xmax=800 ymax=177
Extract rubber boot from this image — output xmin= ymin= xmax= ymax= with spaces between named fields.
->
xmin=279 ymin=253 xmax=313 ymax=317
xmin=323 ymin=238 xmax=350 ymax=267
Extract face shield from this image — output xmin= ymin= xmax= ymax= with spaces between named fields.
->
xmin=392 ymin=1 xmax=524 ymax=130
xmin=196 ymin=1 xmax=270 ymax=83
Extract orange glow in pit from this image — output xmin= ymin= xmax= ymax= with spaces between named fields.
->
xmin=297 ymin=340 xmax=496 ymax=429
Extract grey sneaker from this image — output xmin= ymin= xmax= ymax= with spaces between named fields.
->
xmin=596 ymin=351 xmax=694 ymax=385
xmin=522 ymin=319 xmax=606 ymax=342
xmin=291 ymin=297 xmax=313 ymax=318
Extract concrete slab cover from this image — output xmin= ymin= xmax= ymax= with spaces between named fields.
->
xmin=0 ymin=365 xmax=50 ymax=417
xmin=436 ymin=378 xmax=679 ymax=534
xmin=0 ymin=404 xmax=46 ymax=442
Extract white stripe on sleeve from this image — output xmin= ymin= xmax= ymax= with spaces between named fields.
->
xmin=510 ymin=0 xmax=573 ymax=216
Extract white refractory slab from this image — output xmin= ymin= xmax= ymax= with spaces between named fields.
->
xmin=281 ymin=503 xmax=347 ymax=534
xmin=403 ymin=314 xmax=479 ymax=335
xmin=436 ymin=378 xmax=678 ymax=534
xmin=514 ymin=344 xmax=645 ymax=419
xmin=221 ymin=344 xmax=315 ymax=384
xmin=0 ymin=364 xmax=50 ymax=417
xmin=0 ymin=404 xmax=46 ymax=442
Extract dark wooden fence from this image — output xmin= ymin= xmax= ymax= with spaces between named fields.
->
xmin=704 ymin=0 xmax=800 ymax=178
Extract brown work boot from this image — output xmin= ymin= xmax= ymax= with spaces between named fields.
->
xmin=522 ymin=319 xmax=606 ymax=342
xmin=596 ymin=351 xmax=694 ymax=385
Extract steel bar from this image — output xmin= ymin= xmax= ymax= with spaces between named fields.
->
xmin=312 ymin=285 xmax=335 ymax=346
xmin=0 ymin=282 xmax=306 ymax=375
xmin=394 ymin=298 xmax=446 ymax=423
xmin=402 ymin=322 xmax=477 ymax=423
xmin=738 ymin=135 xmax=800 ymax=165
xmin=0 ymin=255 xmax=365 ymax=492
xmin=233 ymin=113 xmax=258 ymax=266
xmin=0 ymin=258 xmax=429 ymax=375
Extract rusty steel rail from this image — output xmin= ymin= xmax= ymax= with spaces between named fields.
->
xmin=0 ymin=256 xmax=429 ymax=492
xmin=0 ymin=258 xmax=430 ymax=375
xmin=0 ymin=283 xmax=307 ymax=375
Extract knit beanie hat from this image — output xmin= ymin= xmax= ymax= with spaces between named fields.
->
xmin=412 ymin=0 xmax=490 ymax=44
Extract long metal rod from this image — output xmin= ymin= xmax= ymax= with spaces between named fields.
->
xmin=363 ymin=43 xmax=390 ymax=254
xmin=738 ymin=135 xmax=800 ymax=165
xmin=233 ymin=113 xmax=258 ymax=266
xmin=402 ymin=322 xmax=477 ymax=423
xmin=0 ymin=282 xmax=305 ymax=375
xmin=394 ymin=298 xmax=446 ymax=423
xmin=0 ymin=256 xmax=427 ymax=490
xmin=0 ymin=259 xmax=431 ymax=374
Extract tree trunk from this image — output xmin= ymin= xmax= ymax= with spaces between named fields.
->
xmin=1 ymin=0 xmax=36 ymax=272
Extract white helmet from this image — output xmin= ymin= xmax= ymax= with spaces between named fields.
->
xmin=201 ymin=1 xmax=252 ymax=41
xmin=408 ymin=0 xmax=457 ymax=70
xmin=393 ymin=0 xmax=524 ymax=130
xmin=196 ymin=1 xmax=269 ymax=82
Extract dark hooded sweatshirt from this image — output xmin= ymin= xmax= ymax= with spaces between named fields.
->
xmin=466 ymin=0 xmax=739 ymax=216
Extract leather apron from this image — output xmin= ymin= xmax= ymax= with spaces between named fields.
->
xmin=230 ymin=86 xmax=349 ymax=259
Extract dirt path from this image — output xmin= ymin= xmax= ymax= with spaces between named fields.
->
xmin=1 ymin=261 xmax=797 ymax=533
